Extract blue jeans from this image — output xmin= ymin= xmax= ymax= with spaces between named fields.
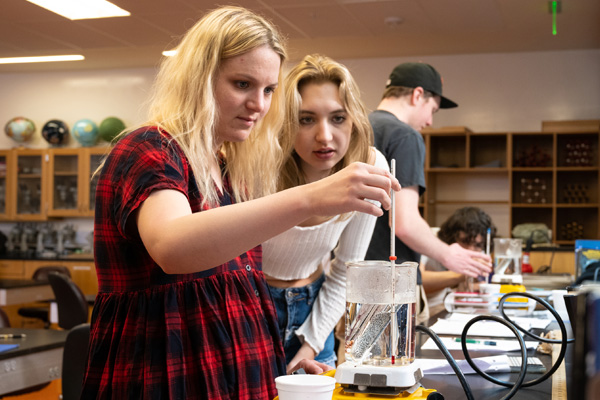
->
xmin=268 ymin=273 xmax=337 ymax=367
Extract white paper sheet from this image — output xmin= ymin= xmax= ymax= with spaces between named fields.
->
xmin=429 ymin=318 xmax=523 ymax=338
xmin=441 ymin=312 xmax=552 ymax=332
xmin=420 ymin=336 xmax=539 ymax=352
xmin=415 ymin=355 xmax=511 ymax=375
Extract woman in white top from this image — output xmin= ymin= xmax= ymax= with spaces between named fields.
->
xmin=262 ymin=54 xmax=389 ymax=373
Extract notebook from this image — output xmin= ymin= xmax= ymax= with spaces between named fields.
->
xmin=0 ymin=344 xmax=19 ymax=353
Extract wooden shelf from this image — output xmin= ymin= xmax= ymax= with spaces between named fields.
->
xmin=53 ymin=172 xmax=78 ymax=176
xmin=556 ymin=204 xmax=598 ymax=208
xmin=426 ymin=167 xmax=509 ymax=172
xmin=512 ymin=203 xmax=553 ymax=208
xmin=511 ymin=167 xmax=553 ymax=172
xmin=556 ymin=166 xmax=598 ymax=172
xmin=422 ymin=121 xmax=600 ymax=244
xmin=429 ymin=200 xmax=509 ymax=205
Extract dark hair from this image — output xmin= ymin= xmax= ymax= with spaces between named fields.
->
xmin=381 ymin=86 xmax=434 ymax=101
xmin=437 ymin=207 xmax=497 ymax=246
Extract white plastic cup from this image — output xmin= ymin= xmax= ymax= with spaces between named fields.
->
xmin=275 ymin=374 xmax=336 ymax=400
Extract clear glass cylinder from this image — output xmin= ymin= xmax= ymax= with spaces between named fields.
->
xmin=345 ymin=261 xmax=418 ymax=366
xmin=493 ymin=238 xmax=523 ymax=275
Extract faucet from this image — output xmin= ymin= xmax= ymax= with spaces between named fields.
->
xmin=56 ymin=228 xmax=64 ymax=255
xmin=20 ymin=223 xmax=36 ymax=254
xmin=7 ymin=224 xmax=21 ymax=253
xmin=36 ymin=229 xmax=45 ymax=255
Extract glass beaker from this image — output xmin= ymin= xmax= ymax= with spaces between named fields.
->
xmin=493 ymin=238 xmax=523 ymax=276
xmin=345 ymin=261 xmax=418 ymax=367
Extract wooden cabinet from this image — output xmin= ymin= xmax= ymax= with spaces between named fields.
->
xmin=529 ymin=251 xmax=575 ymax=275
xmin=0 ymin=260 xmax=25 ymax=279
xmin=0 ymin=150 xmax=14 ymax=220
xmin=24 ymin=259 xmax=98 ymax=296
xmin=64 ymin=260 xmax=98 ymax=295
xmin=2 ymin=146 xmax=108 ymax=221
xmin=47 ymin=147 xmax=106 ymax=217
xmin=12 ymin=149 xmax=49 ymax=221
xmin=422 ymin=120 xmax=600 ymax=245
xmin=47 ymin=149 xmax=79 ymax=217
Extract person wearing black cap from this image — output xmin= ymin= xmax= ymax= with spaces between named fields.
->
xmin=365 ymin=62 xmax=492 ymax=322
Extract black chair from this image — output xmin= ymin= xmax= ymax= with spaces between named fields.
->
xmin=47 ymin=272 xmax=89 ymax=330
xmin=0 ymin=307 xmax=10 ymax=328
xmin=62 ymin=323 xmax=90 ymax=400
xmin=17 ymin=266 xmax=71 ymax=328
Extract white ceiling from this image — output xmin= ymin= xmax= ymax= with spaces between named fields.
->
xmin=1 ymin=0 xmax=599 ymax=73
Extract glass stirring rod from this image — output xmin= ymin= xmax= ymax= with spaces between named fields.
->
xmin=389 ymin=159 xmax=397 ymax=363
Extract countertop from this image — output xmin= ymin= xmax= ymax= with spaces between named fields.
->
xmin=0 ymin=328 xmax=68 ymax=360
xmin=0 ymin=252 xmax=94 ymax=262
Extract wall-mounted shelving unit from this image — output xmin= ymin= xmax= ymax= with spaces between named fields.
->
xmin=421 ymin=120 xmax=599 ymax=245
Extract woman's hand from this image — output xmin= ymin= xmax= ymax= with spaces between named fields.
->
xmin=286 ymin=342 xmax=317 ymax=375
xmin=304 ymin=162 xmax=401 ymax=218
xmin=287 ymin=359 xmax=334 ymax=375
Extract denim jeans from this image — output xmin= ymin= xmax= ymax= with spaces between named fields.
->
xmin=268 ymin=273 xmax=337 ymax=367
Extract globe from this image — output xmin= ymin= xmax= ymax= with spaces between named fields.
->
xmin=5 ymin=117 xmax=36 ymax=143
xmin=42 ymin=119 xmax=69 ymax=146
xmin=72 ymin=119 xmax=99 ymax=147
xmin=98 ymin=116 xmax=125 ymax=142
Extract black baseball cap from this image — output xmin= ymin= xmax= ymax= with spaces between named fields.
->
xmin=386 ymin=62 xmax=458 ymax=109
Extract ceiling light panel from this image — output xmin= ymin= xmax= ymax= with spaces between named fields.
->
xmin=27 ymin=0 xmax=130 ymax=20
xmin=0 ymin=55 xmax=85 ymax=64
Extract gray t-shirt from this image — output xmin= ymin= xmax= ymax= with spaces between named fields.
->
xmin=366 ymin=110 xmax=426 ymax=284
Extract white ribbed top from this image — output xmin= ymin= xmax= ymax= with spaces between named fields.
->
xmin=261 ymin=149 xmax=388 ymax=353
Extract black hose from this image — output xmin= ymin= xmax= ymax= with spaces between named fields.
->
xmin=496 ymin=292 xmax=571 ymax=387
xmin=420 ymin=291 xmax=571 ymax=399
xmin=417 ymin=324 xmax=475 ymax=400
xmin=460 ymin=314 xmax=528 ymax=399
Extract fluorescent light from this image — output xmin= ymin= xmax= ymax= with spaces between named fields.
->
xmin=0 ymin=55 xmax=85 ymax=64
xmin=162 ymin=50 xmax=177 ymax=57
xmin=27 ymin=0 xmax=130 ymax=20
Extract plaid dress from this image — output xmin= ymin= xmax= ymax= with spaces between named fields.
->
xmin=82 ymin=127 xmax=286 ymax=399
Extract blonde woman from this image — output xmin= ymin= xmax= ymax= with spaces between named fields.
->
xmin=84 ymin=7 xmax=398 ymax=400
xmin=263 ymin=54 xmax=390 ymax=373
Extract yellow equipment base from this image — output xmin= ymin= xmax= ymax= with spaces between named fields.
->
xmin=331 ymin=386 xmax=437 ymax=399
xmin=499 ymin=284 xmax=528 ymax=302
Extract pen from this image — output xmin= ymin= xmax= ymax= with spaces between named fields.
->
xmin=0 ymin=334 xmax=26 ymax=339
xmin=454 ymin=337 xmax=496 ymax=346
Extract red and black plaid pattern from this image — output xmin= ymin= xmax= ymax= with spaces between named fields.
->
xmin=83 ymin=128 xmax=285 ymax=399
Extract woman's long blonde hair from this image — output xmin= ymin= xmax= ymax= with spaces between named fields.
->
xmin=278 ymin=54 xmax=373 ymax=191
xmin=113 ymin=6 xmax=287 ymax=207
